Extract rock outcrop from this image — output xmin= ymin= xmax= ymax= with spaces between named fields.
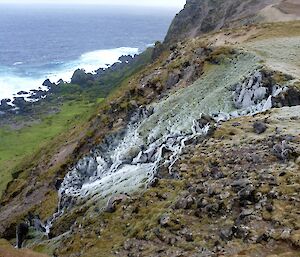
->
xmin=164 ymin=0 xmax=298 ymax=45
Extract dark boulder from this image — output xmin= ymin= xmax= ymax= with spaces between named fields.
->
xmin=12 ymin=97 xmax=27 ymax=112
xmin=28 ymin=213 xmax=46 ymax=233
xmin=17 ymin=91 xmax=29 ymax=95
xmin=220 ymin=227 xmax=233 ymax=241
xmin=71 ymin=69 xmax=94 ymax=86
xmin=253 ymin=121 xmax=267 ymax=134
xmin=0 ymin=99 xmax=13 ymax=112
xmin=273 ymin=87 xmax=300 ymax=107
xmin=42 ymin=79 xmax=55 ymax=89
xmin=16 ymin=221 xmax=29 ymax=248
xmin=174 ymin=195 xmax=194 ymax=210
xmin=166 ymin=72 xmax=180 ymax=89
xmin=119 ymin=55 xmax=134 ymax=64
xmin=152 ymin=41 xmax=164 ymax=60
xmin=105 ymin=195 xmax=127 ymax=213
xmin=57 ymin=79 xmax=65 ymax=85
xmin=273 ymin=140 xmax=295 ymax=161
xmin=159 ymin=214 xmax=171 ymax=227
xmin=238 ymin=184 xmax=256 ymax=204
xmin=29 ymin=89 xmax=47 ymax=99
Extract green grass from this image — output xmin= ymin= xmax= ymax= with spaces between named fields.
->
xmin=0 ymin=49 xmax=153 ymax=199
xmin=0 ymin=100 xmax=98 ymax=196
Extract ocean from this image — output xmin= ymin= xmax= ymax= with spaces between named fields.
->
xmin=0 ymin=5 xmax=177 ymax=100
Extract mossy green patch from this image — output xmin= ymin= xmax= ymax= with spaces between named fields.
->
xmin=0 ymin=100 xmax=96 ymax=197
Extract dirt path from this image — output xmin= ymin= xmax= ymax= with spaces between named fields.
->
xmin=245 ymin=36 xmax=300 ymax=79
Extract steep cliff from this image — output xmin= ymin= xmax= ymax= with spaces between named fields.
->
xmin=164 ymin=0 xmax=300 ymax=44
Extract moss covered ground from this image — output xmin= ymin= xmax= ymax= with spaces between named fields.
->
xmin=0 ymin=99 xmax=98 ymax=197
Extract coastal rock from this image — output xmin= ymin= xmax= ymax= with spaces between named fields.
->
xmin=0 ymin=99 xmax=13 ymax=112
xmin=42 ymin=79 xmax=55 ymax=89
xmin=71 ymin=69 xmax=94 ymax=86
xmin=119 ymin=55 xmax=134 ymax=64
xmin=29 ymin=89 xmax=47 ymax=99
xmin=17 ymin=91 xmax=29 ymax=95
xmin=12 ymin=97 xmax=27 ymax=112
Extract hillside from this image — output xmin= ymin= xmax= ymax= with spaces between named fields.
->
xmin=0 ymin=1 xmax=300 ymax=257
xmin=164 ymin=0 xmax=300 ymax=44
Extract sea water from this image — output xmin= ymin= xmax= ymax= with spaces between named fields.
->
xmin=0 ymin=4 xmax=176 ymax=99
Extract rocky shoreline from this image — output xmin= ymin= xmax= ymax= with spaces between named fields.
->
xmin=0 ymin=53 xmax=140 ymax=117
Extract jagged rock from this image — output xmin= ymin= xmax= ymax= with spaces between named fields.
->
xmin=220 ymin=227 xmax=233 ymax=241
xmin=174 ymin=195 xmax=194 ymax=210
xmin=233 ymin=71 xmax=269 ymax=109
xmin=105 ymin=195 xmax=127 ymax=213
xmin=55 ymin=178 xmax=64 ymax=190
xmin=164 ymin=0 xmax=278 ymax=45
xmin=231 ymin=178 xmax=251 ymax=190
xmin=273 ymin=141 xmax=295 ymax=161
xmin=273 ymin=87 xmax=300 ymax=107
xmin=29 ymin=89 xmax=47 ymax=99
xmin=0 ymin=99 xmax=13 ymax=112
xmin=204 ymin=203 xmax=220 ymax=216
xmin=167 ymin=52 xmax=178 ymax=62
xmin=42 ymin=79 xmax=55 ymax=89
xmin=57 ymin=79 xmax=65 ymax=85
xmin=166 ymin=73 xmax=180 ymax=89
xmin=256 ymin=233 xmax=270 ymax=243
xmin=232 ymin=225 xmax=249 ymax=240
xmin=253 ymin=121 xmax=267 ymax=134
xmin=239 ymin=208 xmax=254 ymax=218
xmin=196 ymin=197 xmax=209 ymax=209
xmin=181 ymin=228 xmax=194 ymax=242
xmin=16 ymin=221 xmax=29 ymax=248
xmin=12 ymin=97 xmax=28 ymax=112
xmin=17 ymin=91 xmax=29 ymax=95
xmin=280 ymin=228 xmax=292 ymax=240
xmin=159 ymin=214 xmax=171 ymax=227
xmin=198 ymin=114 xmax=215 ymax=129
xmin=238 ymin=184 xmax=256 ymax=204
xmin=119 ymin=55 xmax=134 ymax=64
xmin=71 ymin=69 xmax=94 ymax=86
xmin=148 ymin=177 xmax=159 ymax=188
xmin=28 ymin=213 xmax=46 ymax=233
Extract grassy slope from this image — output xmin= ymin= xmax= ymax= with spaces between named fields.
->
xmin=0 ymin=99 xmax=98 ymax=196
xmin=0 ymin=49 xmax=152 ymax=198
xmin=0 ymin=239 xmax=48 ymax=257
xmin=0 ymin=19 xmax=298 ymax=252
xmin=32 ymin=21 xmax=300 ymax=256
